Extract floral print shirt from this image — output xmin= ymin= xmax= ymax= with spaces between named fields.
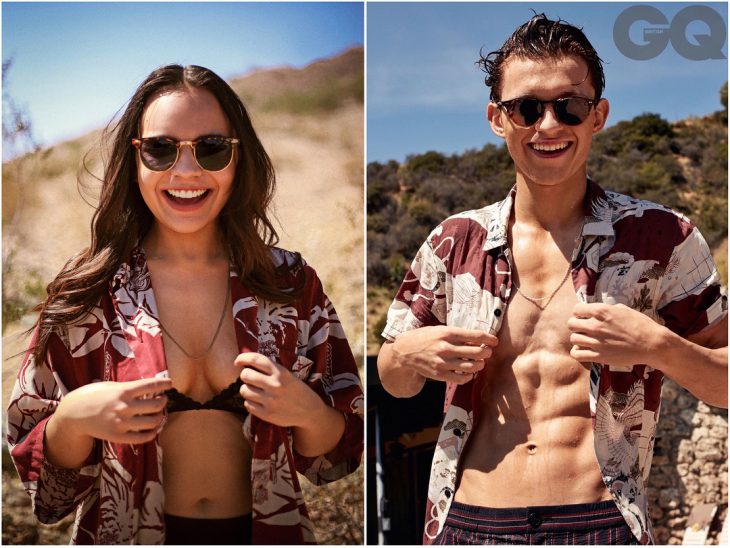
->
xmin=7 ymin=247 xmax=363 ymax=544
xmin=383 ymin=180 xmax=726 ymax=545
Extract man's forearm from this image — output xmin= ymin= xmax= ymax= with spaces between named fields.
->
xmin=651 ymin=329 xmax=728 ymax=409
xmin=377 ymin=341 xmax=427 ymax=398
xmin=569 ymin=303 xmax=727 ymax=408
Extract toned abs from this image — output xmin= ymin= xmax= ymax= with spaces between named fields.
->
xmin=455 ymin=229 xmax=612 ymax=507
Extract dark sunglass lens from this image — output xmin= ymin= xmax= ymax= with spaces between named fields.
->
xmin=196 ymin=138 xmax=233 ymax=171
xmin=140 ymin=138 xmax=177 ymax=171
xmin=558 ymin=98 xmax=591 ymax=126
xmin=515 ymin=99 xmax=542 ymax=126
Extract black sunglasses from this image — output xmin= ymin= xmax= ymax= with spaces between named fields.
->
xmin=131 ymin=135 xmax=240 ymax=172
xmin=496 ymin=97 xmax=596 ymax=127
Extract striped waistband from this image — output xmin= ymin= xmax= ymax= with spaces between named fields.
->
xmin=445 ymin=499 xmax=627 ymax=534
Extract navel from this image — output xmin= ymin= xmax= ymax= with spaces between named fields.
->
xmin=526 ymin=443 xmax=538 ymax=455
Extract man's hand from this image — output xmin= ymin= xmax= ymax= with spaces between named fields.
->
xmin=392 ymin=326 xmax=497 ymax=382
xmin=568 ymin=301 xmax=728 ymax=408
xmin=378 ymin=326 xmax=497 ymax=397
xmin=567 ymin=302 xmax=661 ymax=368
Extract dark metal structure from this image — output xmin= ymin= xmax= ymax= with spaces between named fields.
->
xmin=366 ymin=356 xmax=445 ymax=545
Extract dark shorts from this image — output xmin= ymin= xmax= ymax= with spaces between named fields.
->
xmin=164 ymin=513 xmax=252 ymax=545
xmin=436 ymin=500 xmax=639 ymax=545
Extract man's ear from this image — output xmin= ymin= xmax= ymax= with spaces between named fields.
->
xmin=592 ymin=98 xmax=610 ymax=134
xmin=487 ymin=102 xmax=506 ymax=139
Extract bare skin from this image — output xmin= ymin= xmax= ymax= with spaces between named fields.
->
xmin=141 ymin=227 xmax=347 ymax=519
xmin=147 ymin=248 xmax=252 ymax=519
xmin=455 ymin=215 xmax=611 ymax=507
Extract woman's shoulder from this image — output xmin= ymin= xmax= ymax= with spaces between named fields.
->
xmin=269 ymin=246 xmax=308 ymax=270
xmin=269 ymin=245 xmax=319 ymax=289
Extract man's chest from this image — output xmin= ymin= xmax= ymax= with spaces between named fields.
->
xmin=486 ymin=280 xmax=591 ymax=410
xmin=496 ymin=279 xmax=577 ymax=355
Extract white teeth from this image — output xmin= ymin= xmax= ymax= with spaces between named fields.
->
xmin=531 ymin=142 xmax=570 ymax=152
xmin=166 ymin=189 xmax=206 ymax=199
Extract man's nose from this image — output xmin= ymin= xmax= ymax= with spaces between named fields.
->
xmin=535 ymin=104 xmax=561 ymax=131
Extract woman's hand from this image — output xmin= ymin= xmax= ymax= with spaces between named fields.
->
xmin=236 ymin=353 xmax=345 ymax=456
xmin=46 ymin=377 xmax=172 ymax=469
xmin=53 ymin=378 xmax=172 ymax=444
xmin=236 ymin=353 xmax=325 ymax=428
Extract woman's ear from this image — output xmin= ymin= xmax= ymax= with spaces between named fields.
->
xmin=487 ymin=102 xmax=506 ymax=139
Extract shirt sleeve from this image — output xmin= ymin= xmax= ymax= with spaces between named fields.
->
xmin=382 ymin=223 xmax=450 ymax=341
xmin=292 ymin=267 xmax=364 ymax=485
xmin=655 ymin=224 xmax=727 ymax=338
xmin=6 ymin=327 xmax=101 ymax=524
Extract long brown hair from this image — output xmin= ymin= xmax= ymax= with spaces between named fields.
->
xmin=32 ymin=64 xmax=299 ymax=363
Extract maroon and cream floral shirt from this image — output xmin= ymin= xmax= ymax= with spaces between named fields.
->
xmin=7 ymin=247 xmax=363 ymax=544
xmin=383 ymin=180 xmax=726 ymax=545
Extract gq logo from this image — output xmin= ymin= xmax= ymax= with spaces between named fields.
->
xmin=614 ymin=5 xmax=726 ymax=60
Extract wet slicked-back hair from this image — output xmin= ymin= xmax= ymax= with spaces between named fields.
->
xmin=478 ymin=13 xmax=605 ymax=102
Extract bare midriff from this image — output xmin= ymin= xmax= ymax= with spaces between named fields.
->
xmin=149 ymin=258 xmax=253 ymax=519
xmin=160 ymin=408 xmax=252 ymax=518
xmin=455 ymin=273 xmax=612 ymax=508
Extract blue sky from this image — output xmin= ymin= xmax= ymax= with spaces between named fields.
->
xmin=2 ymin=2 xmax=363 ymax=155
xmin=367 ymin=2 xmax=729 ymax=163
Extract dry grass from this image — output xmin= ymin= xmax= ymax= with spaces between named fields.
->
xmin=366 ymin=286 xmax=392 ymax=356
xmin=714 ymin=238 xmax=728 ymax=287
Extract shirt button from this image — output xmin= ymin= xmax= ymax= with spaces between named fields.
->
xmin=494 ymin=308 xmax=502 ymax=317
xmin=527 ymin=511 xmax=542 ymax=528
xmin=444 ymin=488 xmax=452 ymax=499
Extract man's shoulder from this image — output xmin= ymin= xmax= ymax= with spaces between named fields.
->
xmin=591 ymin=190 xmax=696 ymax=245
xmin=596 ymin=189 xmax=696 ymax=236
xmin=593 ymin=189 xmax=708 ymax=272
xmin=429 ymin=198 xmax=508 ymax=242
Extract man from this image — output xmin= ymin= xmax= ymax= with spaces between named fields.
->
xmin=377 ymin=14 xmax=727 ymax=545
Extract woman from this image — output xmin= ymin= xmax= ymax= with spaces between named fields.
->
xmin=6 ymin=65 xmax=363 ymax=545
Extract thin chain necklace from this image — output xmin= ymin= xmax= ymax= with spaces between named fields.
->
xmin=157 ymin=276 xmax=231 ymax=361
xmin=509 ymin=220 xmax=584 ymax=311
xmin=512 ymin=261 xmax=572 ymax=310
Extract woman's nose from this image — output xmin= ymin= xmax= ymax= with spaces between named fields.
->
xmin=171 ymin=143 xmax=202 ymax=175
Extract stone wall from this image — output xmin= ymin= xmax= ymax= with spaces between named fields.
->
xmin=648 ymin=379 xmax=728 ymax=544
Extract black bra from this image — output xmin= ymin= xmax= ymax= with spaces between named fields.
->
xmin=165 ymin=378 xmax=248 ymax=417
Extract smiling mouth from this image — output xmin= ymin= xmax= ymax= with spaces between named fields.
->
xmin=164 ymin=189 xmax=210 ymax=205
xmin=528 ymin=142 xmax=572 ymax=157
